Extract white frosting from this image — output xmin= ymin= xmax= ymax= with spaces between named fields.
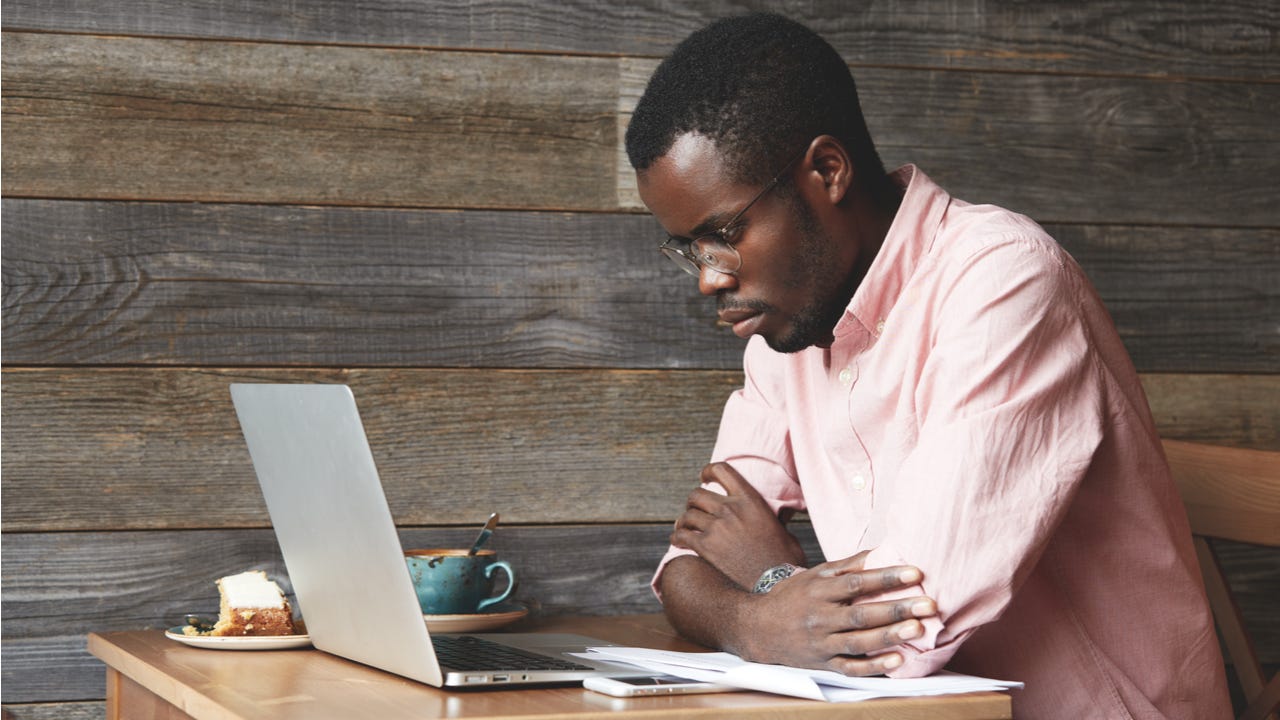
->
xmin=219 ymin=571 xmax=286 ymax=608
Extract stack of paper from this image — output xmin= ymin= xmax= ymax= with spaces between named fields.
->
xmin=577 ymin=647 xmax=1022 ymax=703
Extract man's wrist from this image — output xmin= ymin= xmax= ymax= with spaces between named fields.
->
xmin=751 ymin=563 xmax=804 ymax=593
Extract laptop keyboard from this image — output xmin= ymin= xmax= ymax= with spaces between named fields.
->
xmin=431 ymin=635 xmax=595 ymax=672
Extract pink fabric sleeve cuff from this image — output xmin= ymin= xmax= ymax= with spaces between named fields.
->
xmin=650 ymin=544 xmax=698 ymax=602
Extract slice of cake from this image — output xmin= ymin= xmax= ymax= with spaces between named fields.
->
xmin=208 ymin=570 xmax=296 ymax=636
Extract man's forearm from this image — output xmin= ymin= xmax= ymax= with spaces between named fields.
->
xmin=659 ymin=555 xmax=758 ymax=657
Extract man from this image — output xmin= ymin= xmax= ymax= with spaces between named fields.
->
xmin=625 ymin=13 xmax=1231 ymax=719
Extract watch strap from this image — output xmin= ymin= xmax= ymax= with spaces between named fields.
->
xmin=751 ymin=563 xmax=803 ymax=594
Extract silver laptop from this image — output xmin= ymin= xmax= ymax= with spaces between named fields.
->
xmin=229 ymin=382 xmax=631 ymax=687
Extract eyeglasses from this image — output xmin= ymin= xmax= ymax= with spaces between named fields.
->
xmin=658 ymin=147 xmax=807 ymax=277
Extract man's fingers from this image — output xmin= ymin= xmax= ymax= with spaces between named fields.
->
xmin=810 ymin=599 xmax=934 ymax=659
xmin=825 ymin=619 xmax=925 ymax=660
xmin=669 ymin=525 xmax=697 ymax=550
xmin=816 ymin=564 xmax=924 ymax=601
xmin=833 ymin=597 xmax=937 ymax=632
xmin=674 ymin=506 xmax=713 ymax=533
xmin=825 ymin=651 xmax=905 ymax=677
xmin=699 ymin=461 xmax=754 ymax=496
xmin=684 ymin=487 xmax=728 ymax=514
xmin=671 ymin=504 xmax=715 ymax=550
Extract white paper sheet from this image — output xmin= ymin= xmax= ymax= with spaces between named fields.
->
xmin=575 ymin=647 xmax=1022 ymax=703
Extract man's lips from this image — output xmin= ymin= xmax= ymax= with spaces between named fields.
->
xmin=717 ymin=307 xmax=758 ymax=324
xmin=717 ymin=307 xmax=765 ymax=337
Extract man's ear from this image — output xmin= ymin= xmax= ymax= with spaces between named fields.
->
xmin=805 ymin=135 xmax=853 ymax=206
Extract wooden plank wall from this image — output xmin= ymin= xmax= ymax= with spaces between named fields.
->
xmin=3 ymin=1 xmax=1277 ymax=716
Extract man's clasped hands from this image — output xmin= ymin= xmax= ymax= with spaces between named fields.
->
xmin=666 ymin=462 xmax=940 ymax=676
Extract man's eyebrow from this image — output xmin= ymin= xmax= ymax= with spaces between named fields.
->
xmin=685 ymin=209 xmax=737 ymax=239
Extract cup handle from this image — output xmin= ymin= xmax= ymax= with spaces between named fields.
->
xmin=478 ymin=560 xmax=515 ymax=612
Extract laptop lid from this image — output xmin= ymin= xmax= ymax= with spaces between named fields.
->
xmin=231 ymin=383 xmax=446 ymax=685
xmin=229 ymin=383 xmax=626 ymax=687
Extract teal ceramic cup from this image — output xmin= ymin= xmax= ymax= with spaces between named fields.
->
xmin=404 ymin=548 xmax=515 ymax=615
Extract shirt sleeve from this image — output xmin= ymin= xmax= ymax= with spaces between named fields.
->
xmin=651 ymin=336 xmax=807 ymax=600
xmin=867 ymin=235 xmax=1107 ymax=677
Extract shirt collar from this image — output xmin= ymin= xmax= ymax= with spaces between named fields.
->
xmin=833 ymin=164 xmax=952 ymax=340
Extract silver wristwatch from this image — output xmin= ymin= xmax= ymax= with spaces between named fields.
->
xmin=751 ymin=563 xmax=803 ymax=594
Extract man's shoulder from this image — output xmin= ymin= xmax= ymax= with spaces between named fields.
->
xmin=923 ymin=201 xmax=1084 ymax=292
xmin=907 ymin=200 xmax=1103 ymax=334
xmin=936 ymin=200 xmax=1063 ymax=262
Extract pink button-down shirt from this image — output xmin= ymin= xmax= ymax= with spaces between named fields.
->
xmin=655 ymin=166 xmax=1231 ymax=718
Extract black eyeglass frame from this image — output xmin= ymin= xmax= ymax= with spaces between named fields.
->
xmin=657 ymin=146 xmax=808 ymax=277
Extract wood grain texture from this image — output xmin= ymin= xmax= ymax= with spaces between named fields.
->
xmin=110 ymin=673 xmax=197 ymax=720
xmin=0 ymin=525 xmax=819 ymax=703
xmin=2 ymin=2 xmax=1277 ymax=716
xmin=86 ymin=627 xmax=1012 ymax=720
xmin=4 ymin=200 xmax=1276 ymax=371
xmin=1 ymin=32 xmax=620 ymax=210
xmin=1141 ymin=374 xmax=1280 ymax=450
xmin=0 ymin=367 xmax=735 ymax=531
xmin=854 ymin=68 xmax=1280 ymax=229
xmin=6 ymin=33 xmax=1279 ymax=226
xmin=1212 ymin=539 xmax=1280 ymax=672
xmin=1164 ymin=439 xmax=1280 ymax=545
xmin=1055 ymin=225 xmax=1279 ymax=374
xmin=0 ymin=200 xmax=744 ymax=369
xmin=2 ymin=367 xmax=1277 ymax=532
xmin=1 ymin=0 xmax=1275 ymax=79
xmin=0 ymin=702 xmax=104 ymax=720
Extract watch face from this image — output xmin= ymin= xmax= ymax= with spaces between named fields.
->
xmin=752 ymin=564 xmax=800 ymax=593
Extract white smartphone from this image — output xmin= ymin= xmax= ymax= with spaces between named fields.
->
xmin=583 ymin=674 xmax=736 ymax=697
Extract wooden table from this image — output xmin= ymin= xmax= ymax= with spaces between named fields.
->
xmin=88 ymin=614 xmax=1011 ymax=719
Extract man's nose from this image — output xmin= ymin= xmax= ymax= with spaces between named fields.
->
xmin=698 ymin=265 xmax=737 ymax=296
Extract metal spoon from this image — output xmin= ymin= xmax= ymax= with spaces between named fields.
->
xmin=467 ymin=512 xmax=500 ymax=555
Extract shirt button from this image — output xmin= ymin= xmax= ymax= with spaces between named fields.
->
xmin=875 ymin=319 xmax=886 ymax=336
xmin=851 ymin=475 xmax=867 ymax=491
xmin=838 ymin=367 xmax=853 ymax=386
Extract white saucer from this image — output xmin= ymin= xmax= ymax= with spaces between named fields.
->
xmin=165 ymin=627 xmax=312 ymax=650
xmin=423 ymin=602 xmax=529 ymax=633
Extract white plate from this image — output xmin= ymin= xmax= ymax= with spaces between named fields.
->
xmin=165 ymin=627 xmax=312 ymax=650
xmin=423 ymin=603 xmax=529 ymax=633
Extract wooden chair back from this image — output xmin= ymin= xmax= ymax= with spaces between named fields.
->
xmin=1163 ymin=439 xmax=1280 ymax=720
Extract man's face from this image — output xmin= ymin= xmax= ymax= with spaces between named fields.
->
xmin=637 ymin=134 xmax=861 ymax=353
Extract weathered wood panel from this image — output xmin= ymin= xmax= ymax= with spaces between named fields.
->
xmin=2 ymin=0 xmax=1275 ymax=80
xmin=1211 ymin=539 xmax=1280 ymax=666
xmin=1053 ymin=224 xmax=1279 ymax=373
xmin=2 ymin=1 xmax=1275 ymax=717
xmin=1 ymin=32 xmax=620 ymax=210
xmin=0 ymin=525 xmax=820 ymax=702
xmin=2 ymin=367 xmax=1277 ymax=532
xmin=0 ymin=200 xmax=742 ymax=369
xmin=3 ymin=527 xmax=1275 ymax=703
xmin=0 ymin=701 xmax=103 ymax=720
xmin=860 ymin=68 xmax=1280 ymax=230
xmin=1142 ymin=374 xmax=1280 ymax=450
xmin=0 ymin=367 xmax=734 ymax=531
xmin=4 ymin=200 xmax=1276 ymax=371
xmin=5 ymin=33 xmax=1279 ymax=227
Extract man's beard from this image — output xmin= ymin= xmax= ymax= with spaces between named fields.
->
xmin=764 ymin=195 xmax=861 ymax=354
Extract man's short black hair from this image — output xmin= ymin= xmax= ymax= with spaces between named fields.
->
xmin=626 ymin=12 xmax=893 ymax=205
